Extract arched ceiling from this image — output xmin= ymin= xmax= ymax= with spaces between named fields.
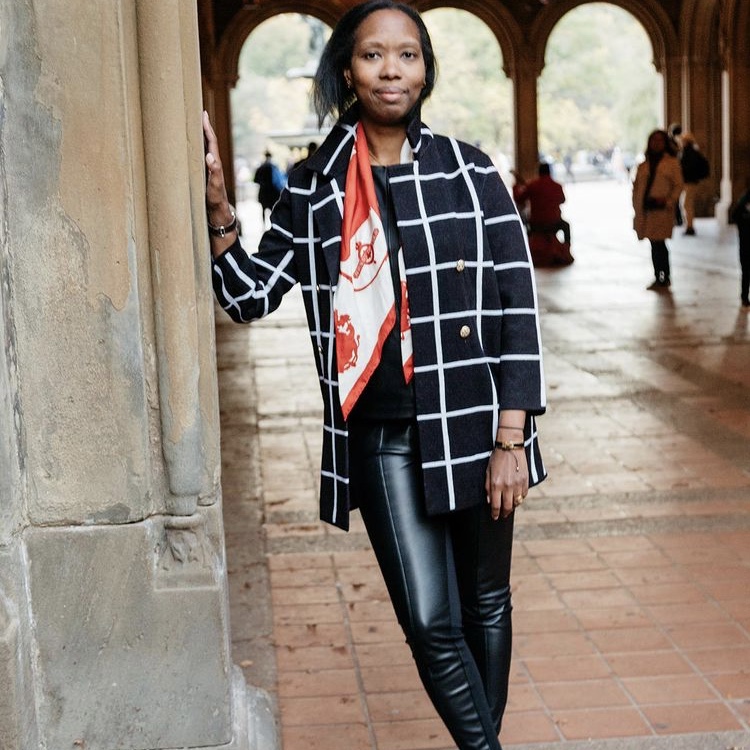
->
xmin=203 ymin=0 xmax=695 ymax=84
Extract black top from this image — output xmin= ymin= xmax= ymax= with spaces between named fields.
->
xmin=348 ymin=166 xmax=417 ymax=421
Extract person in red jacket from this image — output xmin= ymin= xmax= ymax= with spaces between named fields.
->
xmin=512 ymin=162 xmax=570 ymax=245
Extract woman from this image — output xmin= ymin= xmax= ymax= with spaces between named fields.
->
xmin=204 ymin=3 xmax=546 ymax=747
xmin=632 ymin=129 xmax=684 ymax=289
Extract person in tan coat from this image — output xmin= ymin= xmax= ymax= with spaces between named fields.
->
xmin=632 ymin=129 xmax=684 ymax=289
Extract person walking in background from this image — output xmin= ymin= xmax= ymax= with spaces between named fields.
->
xmin=632 ymin=129 xmax=683 ymax=290
xmin=253 ymin=150 xmax=284 ymax=226
xmin=204 ymin=2 xmax=546 ymax=747
xmin=668 ymin=122 xmax=684 ymax=226
xmin=563 ymin=152 xmax=575 ymax=182
xmin=678 ymin=132 xmax=710 ymax=236
xmin=730 ymin=180 xmax=750 ymax=308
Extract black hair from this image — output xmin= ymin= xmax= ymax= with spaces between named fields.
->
xmin=538 ymin=162 xmax=551 ymax=177
xmin=312 ymin=0 xmax=437 ymax=127
xmin=646 ymin=129 xmax=677 ymax=158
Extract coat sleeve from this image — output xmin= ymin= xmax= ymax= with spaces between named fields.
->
xmin=632 ymin=163 xmax=649 ymax=239
xmin=211 ymin=189 xmax=299 ymax=323
xmin=481 ymin=169 xmax=546 ymax=415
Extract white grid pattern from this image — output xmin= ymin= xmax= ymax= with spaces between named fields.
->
xmin=213 ymin=112 xmax=546 ymax=529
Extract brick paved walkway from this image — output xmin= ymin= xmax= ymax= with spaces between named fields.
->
xmin=218 ymin=181 xmax=750 ymax=749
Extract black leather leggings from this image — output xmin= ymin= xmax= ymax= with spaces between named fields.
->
xmin=349 ymin=420 xmax=514 ymax=750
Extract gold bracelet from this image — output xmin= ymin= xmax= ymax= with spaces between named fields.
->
xmin=494 ymin=440 xmax=523 ymax=471
xmin=494 ymin=440 xmax=524 ymax=451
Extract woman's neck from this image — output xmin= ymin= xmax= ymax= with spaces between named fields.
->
xmin=361 ymin=122 xmax=407 ymax=167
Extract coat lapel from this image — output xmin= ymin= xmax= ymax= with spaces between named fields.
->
xmin=305 ymin=118 xmax=356 ymax=287
xmin=304 ymin=109 xmax=435 ymax=288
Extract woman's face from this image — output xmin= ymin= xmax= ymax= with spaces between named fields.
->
xmin=649 ymin=132 xmax=667 ymax=153
xmin=345 ymin=9 xmax=426 ymax=127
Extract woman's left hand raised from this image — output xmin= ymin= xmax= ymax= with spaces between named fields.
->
xmin=203 ymin=111 xmax=237 ymax=255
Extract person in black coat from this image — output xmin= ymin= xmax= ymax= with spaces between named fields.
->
xmin=252 ymin=150 xmax=282 ymax=224
xmin=730 ymin=181 xmax=750 ymax=308
xmin=204 ymin=3 xmax=546 ymax=748
xmin=678 ymin=132 xmax=710 ymax=236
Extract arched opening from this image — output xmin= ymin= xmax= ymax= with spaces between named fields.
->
xmin=229 ymin=8 xmax=515 ymax=236
xmin=538 ymin=2 xmax=660 ymax=181
xmin=421 ymin=8 xmax=514 ymax=180
xmin=534 ymin=3 xmax=663 ymax=259
xmin=230 ymin=13 xmax=331 ymax=237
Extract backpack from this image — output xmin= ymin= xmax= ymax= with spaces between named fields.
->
xmin=694 ymin=152 xmax=709 ymax=180
xmin=271 ymin=164 xmax=286 ymax=193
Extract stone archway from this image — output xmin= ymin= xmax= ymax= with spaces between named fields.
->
xmin=198 ymin=0 xmax=749 ymax=207
xmin=677 ymin=0 xmax=722 ymax=217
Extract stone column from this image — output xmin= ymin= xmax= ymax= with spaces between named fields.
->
xmin=512 ymin=52 xmax=540 ymax=178
xmin=729 ymin=62 xmax=750 ymax=201
xmin=683 ymin=49 xmax=722 ymax=219
xmin=664 ymin=53 xmax=683 ymax=129
xmin=0 ymin=1 xmax=276 ymax=748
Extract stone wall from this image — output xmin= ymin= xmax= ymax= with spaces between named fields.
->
xmin=0 ymin=1 xmax=275 ymax=748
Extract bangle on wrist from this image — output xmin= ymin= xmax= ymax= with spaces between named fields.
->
xmin=498 ymin=425 xmax=523 ymax=432
xmin=495 ymin=440 xmax=524 ymax=451
xmin=207 ymin=206 xmax=237 ymax=238
xmin=494 ymin=440 xmax=523 ymax=472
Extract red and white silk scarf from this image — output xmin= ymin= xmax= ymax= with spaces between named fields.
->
xmin=334 ymin=123 xmax=413 ymax=419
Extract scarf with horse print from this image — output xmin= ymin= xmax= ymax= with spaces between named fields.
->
xmin=334 ymin=123 xmax=414 ymax=419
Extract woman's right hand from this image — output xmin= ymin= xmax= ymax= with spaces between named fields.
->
xmin=203 ymin=111 xmax=237 ymax=255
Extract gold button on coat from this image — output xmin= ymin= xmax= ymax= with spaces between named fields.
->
xmin=459 ymin=325 xmax=471 ymax=338
xmin=455 ymin=259 xmax=465 ymax=272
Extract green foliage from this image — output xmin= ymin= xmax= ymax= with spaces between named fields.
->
xmin=239 ymin=14 xmax=311 ymax=75
xmin=539 ymin=3 xmax=660 ymax=156
xmin=231 ymin=14 xmax=326 ymax=165
xmin=421 ymin=9 xmax=513 ymax=157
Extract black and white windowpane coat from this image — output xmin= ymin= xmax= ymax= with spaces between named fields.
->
xmin=213 ymin=110 xmax=546 ymax=530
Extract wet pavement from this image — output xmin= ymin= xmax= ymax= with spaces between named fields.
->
xmin=217 ymin=180 xmax=750 ymax=749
